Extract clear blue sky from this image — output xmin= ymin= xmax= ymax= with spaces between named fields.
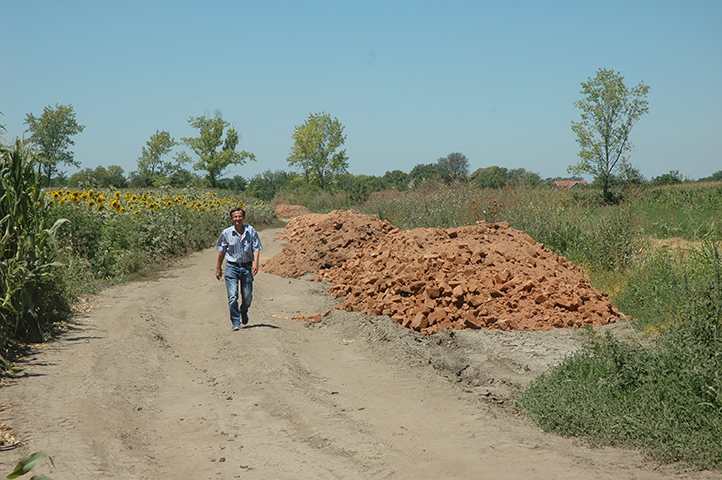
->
xmin=2 ymin=1 xmax=721 ymax=182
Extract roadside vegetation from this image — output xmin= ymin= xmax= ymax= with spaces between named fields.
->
xmin=45 ymin=187 xmax=278 ymax=297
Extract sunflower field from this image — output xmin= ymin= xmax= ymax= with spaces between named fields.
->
xmin=44 ymin=188 xmax=277 ymax=290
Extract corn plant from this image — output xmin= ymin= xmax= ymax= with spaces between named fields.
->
xmin=6 ymin=451 xmax=55 ymax=479
xmin=1 ymin=140 xmax=68 ymax=360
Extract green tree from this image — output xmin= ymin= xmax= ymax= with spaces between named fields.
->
xmin=24 ymin=103 xmax=85 ymax=186
xmin=569 ymin=68 xmax=649 ymax=203
xmin=246 ymin=170 xmax=297 ymax=201
xmin=650 ymin=170 xmax=684 ymax=186
xmin=181 ymin=115 xmax=255 ymax=188
xmin=68 ymin=165 xmax=127 ymax=188
xmin=408 ymin=162 xmax=445 ymax=187
xmin=381 ymin=170 xmax=409 ymax=191
xmin=437 ymin=152 xmax=470 ymax=180
xmin=699 ymin=170 xmax=722 ymax=183
xmin=137 ymin=130 xmax=184 ymax=186
xmin=287 ymin=112 xmax=348 ymax=190
xmin=618 ymin=164 xmax=646 ymax=186
xmin=168 ymin=168 xmax=202 ymax=187
xmin=337 ymin=174 xmax=385 ymax=203
xmin=471 ymin=166 xmax=542 ymax=189
xmin=217 ymin=175 xmax=248 ymax=192
xmin=471 ymin=166 xmax=510 ymax=189
xmin=507 ymin=168 xmax=543 ymax=187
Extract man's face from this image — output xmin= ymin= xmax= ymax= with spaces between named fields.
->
xmin=231 ymin=211 xmax=245 ymax=224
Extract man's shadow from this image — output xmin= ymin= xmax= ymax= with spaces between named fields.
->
xmin=243 ymin=323 xmax=279 ymax=330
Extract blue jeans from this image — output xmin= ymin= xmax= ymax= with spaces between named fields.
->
xmin=224 ymin=263 xmax=254 ymax=327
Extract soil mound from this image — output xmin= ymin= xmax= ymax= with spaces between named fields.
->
xmin=274 ymin=204 xmax=313 ymax=219
xmin=261 ymin=210 xmax=399 ymax=278
xmin=263 ymin=211 xmax=618 ymax=333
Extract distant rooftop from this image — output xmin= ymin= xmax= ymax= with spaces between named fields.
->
xmin=553 ymin=180 xmax=588 ymax=189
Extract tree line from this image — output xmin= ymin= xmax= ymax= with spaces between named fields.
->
xmin=14 ymin=68 xmax=722 ymax=203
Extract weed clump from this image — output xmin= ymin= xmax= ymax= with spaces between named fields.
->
xmin=519 ymin=241 xmax=722 ymax=470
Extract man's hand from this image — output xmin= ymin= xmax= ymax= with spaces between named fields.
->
xmin=215 ymin=267 xmax=223 ymax=281
xmin=252 ymin=262 xmax=259 ymax=276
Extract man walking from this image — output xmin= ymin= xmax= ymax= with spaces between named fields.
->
xmin=216 ymin=207 xmax=263 ymax=331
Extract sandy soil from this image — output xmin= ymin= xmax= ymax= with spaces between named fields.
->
xmin=1 ymin=226 xmax=720 ymax=479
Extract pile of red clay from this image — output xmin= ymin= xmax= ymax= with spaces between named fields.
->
xmin=262 ymin=210 xmax=619 ymax=334
xmin=262 ymin=210 xmax=399 ymax=279
xmin=274 ymin=204 xmax=313 ymax=220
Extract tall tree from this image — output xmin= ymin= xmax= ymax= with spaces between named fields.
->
xmin=24 ymin=103 xmax=85 ymax=186
xmin=287 ymin=112 xmax=348 ymax=190
xmin=137 ymin=130 xmax=180 ymax=184
xmin=437 ymin=152 xmax=470 ymax=180
xmin=569 ymin=68 xmax=649 ymax=202
xmin=181 ymin=114 xmax=255 ymax=188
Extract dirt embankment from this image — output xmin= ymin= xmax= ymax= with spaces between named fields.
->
xmin=274 ymin=203 xmax=313 ymax=220
xmin=262 ymin=210 xmax=618 ymax=334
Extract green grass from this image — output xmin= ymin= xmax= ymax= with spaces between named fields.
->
xmin=632 ymin=181 xmax=722 ymax=241
xmin=518 ymin=310 xmax=722 ymax=469
xmin=518 ymin=240 xmax=722 ymax=470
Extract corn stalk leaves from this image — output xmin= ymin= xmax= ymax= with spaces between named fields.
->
xmin=1 ymin=139 xmax=67 ymax=348
xmin=6 ymin=451 xmax=55 ymax=479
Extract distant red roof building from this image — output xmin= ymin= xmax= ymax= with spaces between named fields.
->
xmin=554 ymin=180 xmax=588 ymax=189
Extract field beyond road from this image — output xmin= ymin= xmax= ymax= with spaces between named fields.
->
xmin=1 ymin=227 xmax=720 ymax=479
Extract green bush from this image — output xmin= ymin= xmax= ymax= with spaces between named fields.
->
xmin=519 ymin=310 xmax=722 ymax=469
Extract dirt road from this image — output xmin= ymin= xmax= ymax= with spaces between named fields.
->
xmin=1 ymin=227 xmax=720 ymax=479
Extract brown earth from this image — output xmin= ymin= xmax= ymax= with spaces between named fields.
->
xmin=1 ymin=224 xmax=720 ymax=479
xmin=274 ymin=204 xmax=313 ymax=220
xmin=263 ymin=210 xmax=618 ymax=333
xmin=262 ymin=210 xmax=398 ymax=279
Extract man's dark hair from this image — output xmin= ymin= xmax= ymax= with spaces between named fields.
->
xmin=230 ymin=206 xmax=245 ymax=217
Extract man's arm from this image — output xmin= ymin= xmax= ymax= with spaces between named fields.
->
xmin=252 ymin=250 xmax=260 ymax=276
xmin=216 ymin=251 xmax=225 ymax=281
